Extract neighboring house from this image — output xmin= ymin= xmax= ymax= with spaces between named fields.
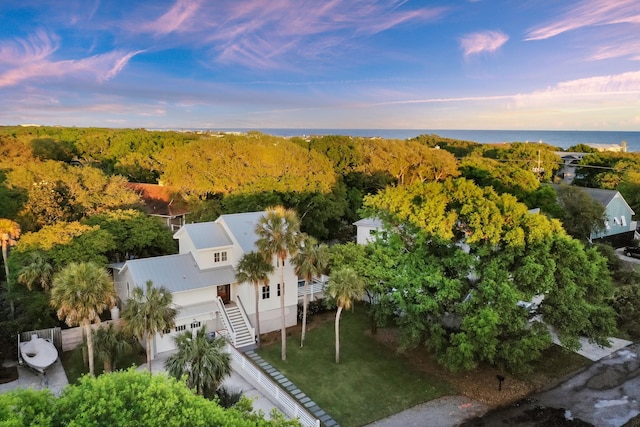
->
xmin=353 ymin=217 xmax=384 ymax=245
xmin=554 ymin=151 xmax=588 ymax=184
xmin=110 ymin=211 xmax=298 ymax=358
xmin=127 ymin=183 xmax=190 ymax=231
xmin=581 ymin=187 xmax=636 ymax=245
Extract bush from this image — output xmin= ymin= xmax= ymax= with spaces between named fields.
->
xmin=610 ymin=284 xmax=640 ymax=339
xmin=0 ymin=319 xmax=26 ymax=362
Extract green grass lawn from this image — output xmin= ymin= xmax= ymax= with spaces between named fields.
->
xmin=257 ymin=307 xmax=455 ymax=427
xmin=61 ymin=345 xmax=146 ymax=384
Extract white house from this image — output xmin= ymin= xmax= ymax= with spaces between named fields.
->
xmin=353 ymin=217 xmax=384 ymax=245
xmin=111 ymin=211 xmax=299 ymax=357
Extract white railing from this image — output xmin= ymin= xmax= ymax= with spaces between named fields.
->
xmin=297 ymin=278 xmax=327 ymax=299
xmin=226 ymin=344 xmax=320 ymax=427
xmin=235 ymin=295 xmax=256 ymax=343
xmin=216 ymin=297 xmax=237 ymax=346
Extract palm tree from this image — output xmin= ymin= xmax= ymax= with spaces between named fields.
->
xmin=235 ymin=251 xmax=273 ymax=347
xmin=326 ymin=268 xmax=365 ymax=364
xmin=255 ymin=206 xmax=302 ymax=361
xmin=292 ymin=235 xmax=329 ymax=347
xmin=50 ymin=262 xmax=117 ymax=376
xmin=18 ymin=251 xmax=54 ymax=291
xmin=122 ymin=280 xmax=177 ymax=373
xmin=93 ymin=322 xmax=132 ymax=373
xmin=0 ymin=219 xmax=21 ymax=320
xmin=165 ymin=326 xmax=232 ymax=396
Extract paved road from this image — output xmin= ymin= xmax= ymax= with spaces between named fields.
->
xmin=462 ymin=344 xmax=640 ymax=427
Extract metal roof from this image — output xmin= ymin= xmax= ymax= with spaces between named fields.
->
xmin=218 ymin=211 xmax=265 ymax=253
xmin=122 ymin=253 xmax=236 ymax=293
xmin=180 ymin=222 xmax=233 ymax=249
xmin=353 ymin=217 xmax=383 ymax=228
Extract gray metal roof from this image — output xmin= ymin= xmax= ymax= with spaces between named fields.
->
xmin=353 ymin=217 xmax=383 ymax=228
xmin=180 ymin=222 xmax=233 ymax=249
xmin=122 ymin=253 xmax=236 ymax=293
xmin=218 ymin=211 xmax=265 ymax=253
xmin=581 ymin=187 xmax=618 ymax=207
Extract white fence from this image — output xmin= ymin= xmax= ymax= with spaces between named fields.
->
xmin=226 ymin=344 xmax=320 ymax=427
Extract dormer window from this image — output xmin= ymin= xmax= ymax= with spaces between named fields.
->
xmin=214 ymin=251 xmax=228 ymax=263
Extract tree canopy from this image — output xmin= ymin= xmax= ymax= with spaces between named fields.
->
xmin=363 ymin=178 xmax=616 ymax=372
xmin=0 ymin=368 xmax=300 ymax=426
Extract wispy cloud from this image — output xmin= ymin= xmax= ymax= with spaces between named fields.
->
xmin=459 ymin=30 xmax=508 ymax=57
xmin=0 ymin=30 xmax=142 ymax=87
xmin=132 ymin=0 xmax=445 ymax=69
xmin=525 ymin=0 xmax=640 ymax=41
xmin=139 ymin=0 xmax=204 ymax=35
xmin=369 ymin=71 xmax=640 ymax=107
xmin=589 ymin=40 xmax=640 ymax=61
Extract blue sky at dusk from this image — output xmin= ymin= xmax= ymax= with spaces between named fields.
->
xmin=1 ymin=0 xmax=639 ymax=130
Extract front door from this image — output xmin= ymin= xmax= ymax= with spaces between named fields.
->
xmin=217 ymin=284 xmax=231 ymax=304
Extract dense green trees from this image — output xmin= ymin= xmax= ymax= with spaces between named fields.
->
xmin=555 ymin=185 xmax=607 ymax=241
xmin=0 ymin=369 xmax=300 ymax=426
xmin=363 ymin=178 xmax=616 ymax=372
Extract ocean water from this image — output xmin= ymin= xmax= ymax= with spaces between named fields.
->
xmin=217 ymin=128 xmax=640 ymax=152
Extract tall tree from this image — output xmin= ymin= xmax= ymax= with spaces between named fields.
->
xmin=0 ymin=218 xmax=20 ymax=319
xmin=122 ymin=280 xmax=177 ymax=373
xmin=326 ymin=268 xmax=365 ymax=364
xmin=235 ymin=251 xmax=274 ymax=347
xmin=255 ymin=206 xmax=302 ymax=361
xmin=50 ymin=262 xmax=117 ymax=376
xmin=292 ymin=235 xmax=329 ymax=347
xmin=165 ymin=326 xmax=232 ymax=396
xmin=92 ymin=322 xmax=133 ymax=373
xmin=555 ymin=185 xmax=607 ymax=241
xmin=17 ymin=251 xmax=54 ymax=291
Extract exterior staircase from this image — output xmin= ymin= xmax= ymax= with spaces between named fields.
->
xmin=216 ymin=297 xmax=256 ymax=352
xmin=225 ymin=305 xmax=256 ymax=350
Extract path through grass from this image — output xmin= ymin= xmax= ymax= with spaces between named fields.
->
xmin=257 ymin=307 xmax=454 ymax=427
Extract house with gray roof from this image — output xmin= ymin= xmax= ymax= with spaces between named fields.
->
xmin=581 ymin=187 xmax=636 ymax=244
xmin=111 ymin=211 xmax=299 ymax=357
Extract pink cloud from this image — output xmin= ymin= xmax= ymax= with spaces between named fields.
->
xmin=139 ymin=0 xmax=203 ymax=35
xmin=0 ymin=30 xmax=142 ymax=87
xmin=525 ymin=0 xmax=640 ymax=40
xmin=131 ymin=0 xmax=445 ymax=69
xmin=459 ymin=30 xmax=509 ymax=57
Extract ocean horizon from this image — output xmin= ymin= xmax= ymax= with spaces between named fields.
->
xmin=198 ymin=128 xmax=640 ymax=152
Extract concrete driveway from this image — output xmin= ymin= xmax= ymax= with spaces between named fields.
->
xmin=462 ymin=344 xmax=640 ymax=427
xmin=0 ymin=358 xmax=68 ymax=396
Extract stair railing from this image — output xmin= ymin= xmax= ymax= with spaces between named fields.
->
xmin=216 ymin=297 xmax=237 ymax=346
xmin=235 ymin=295 xmax=257 ymax=344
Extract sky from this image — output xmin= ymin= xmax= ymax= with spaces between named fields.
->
xmin=1 ymin=0 xmax=639 ymax=131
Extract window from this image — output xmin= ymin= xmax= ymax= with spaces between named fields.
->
xmin=613 ymin=217 xmax=620 ymax=225
xmin=262 ymin=285 xmax=270 ymax=299
xmin=213 ymin=251 xmax=228 ymax=263
xmin=277 ymin=283 xmax=281 ymax=297
xmin=369 ymin=229 xmax=376 ymax=236
xmin=622 ymin=216 xmax=627 ymax=227
xmin=176 ymin=325 xmax=186 ymax=332
xmin=298 ymin=279 xmax=305 ymax=288
xmin=190 ymin=321 xmax=201 ymax=329
xmin=163 ymin=328 xmax=171 ymax=334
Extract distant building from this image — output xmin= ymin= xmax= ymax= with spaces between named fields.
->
xmin=126 ymin=183 xmax=190 ymax=231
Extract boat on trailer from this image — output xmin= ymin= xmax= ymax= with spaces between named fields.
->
xmin=19 ymin=334 xmax=59 ymax=373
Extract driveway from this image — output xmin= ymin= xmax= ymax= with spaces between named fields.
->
xmin=462 ymin=344 xmax=640 ymax=427
xmin=0 ymin=359 xmax=68 ymax=396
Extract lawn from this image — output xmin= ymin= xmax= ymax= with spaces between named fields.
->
xmin=61 ymin=345 xmax=146 ymax=384
xmin=257 ymin=306 xmax=455 ymax=427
